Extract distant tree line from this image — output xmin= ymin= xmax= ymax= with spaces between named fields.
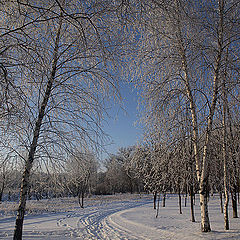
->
xmin=0 ymin=147 xmax=144 ymax=204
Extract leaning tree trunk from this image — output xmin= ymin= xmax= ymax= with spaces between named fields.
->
xmin=177 ymin=0 xmax=223 ymax=232
xmin=198 ymin=21 xmax=223 ymax=229
xmin=13 ymin=13 xmax=62 ymax=240
xmin=177 ymin=15 xmax=210 ymax=230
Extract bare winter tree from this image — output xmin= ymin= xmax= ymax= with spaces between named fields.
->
xmin=116 ymin=147 xmax=142 ymax=194
xmin=0 ymin=1 xmax=128 ymax=239
xmin=222 ymin=72 xmax=230 ymax=230
xmin=131 ymin=0 xmax=240 ymax=232
xmin=0 ymin=156 xmax=15 ymax=203
xmin=66 ymin=150 xmax=98 ymax=208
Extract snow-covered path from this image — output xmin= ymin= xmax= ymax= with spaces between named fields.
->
xmin=1 ymin=194 xmax=240 ymax=239
xmin=0 ymin=195 xmax=152 ymax=239
xmin=55 ymin=197 xmax=152 ymax=239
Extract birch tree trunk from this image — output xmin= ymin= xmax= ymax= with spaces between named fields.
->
xmin=13 ymin=13 xmax=63 ymax=240
xmin=78 ymin=191 xmax=84 ymax=208
xmin=220 ymin=191 xmax=223 ymax=214
xmin=177 ymin=25 xmax=213 ymax=231
xmin=162 ymin=192 xmax=166 ymax=207
xmin=231 ymin=192 xmax=238 ymax=218
xmin=184 ymin=192 xmax=187 ymax=207
xmin=153 ymin=191 xmax=157 ymax=209
xmin=181 ymin=0 xmax=224 ymax=231
xmin=190 ymin=185 xmax=195 ymax=222
xmin=0 ymin=181 xmax=4 ymax=203
xmin=178 ymin=187 xmax=182 ymax=214
xmin=222 ymin=75 xmax=229 ymax=230
xmin=227 ymin=108 xmax=238 ymax=218
xmin=155 ymin=193 xmax=160 ymax=218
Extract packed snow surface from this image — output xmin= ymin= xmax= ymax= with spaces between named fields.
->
xmin=0 ymin=194 xmax=240 ymax=239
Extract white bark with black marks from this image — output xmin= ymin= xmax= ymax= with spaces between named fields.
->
xmin=13 ymin=12 xmax=63 ymax=240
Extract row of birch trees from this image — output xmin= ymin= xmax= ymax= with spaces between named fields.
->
xmin=0 ymin=0 xmax=128 ymax=239
xmin=130 ymin=0 xmax=240 ymax=233
xmin=0 ymin=0 xmax=239 ymax=238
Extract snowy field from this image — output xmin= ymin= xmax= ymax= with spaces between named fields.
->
xmin=0 ymin=194 xmax=240 ymax=239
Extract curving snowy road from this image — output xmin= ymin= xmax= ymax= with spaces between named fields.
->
xmin=55 ymin=194 xmax=240 ymax=240
xmin=57 ymin=197 xmax=152 ymax=239
xmin=1 ymin=194 xmax=240 ymax=239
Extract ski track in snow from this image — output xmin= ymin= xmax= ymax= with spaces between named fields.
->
xmin=56 ymin=198 xmax=152 ymax=239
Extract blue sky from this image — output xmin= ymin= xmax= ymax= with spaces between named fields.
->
xmin=102 ymin=82 xmax=143 ymax=160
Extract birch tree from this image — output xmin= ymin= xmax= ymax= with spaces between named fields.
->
xmin=222 ymin=70 xmax=230 ymax=230
xmin=133 ymin=0 xmax=240 ymax=232
xmin=0 ymin=1 xmax=125 ymax=239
